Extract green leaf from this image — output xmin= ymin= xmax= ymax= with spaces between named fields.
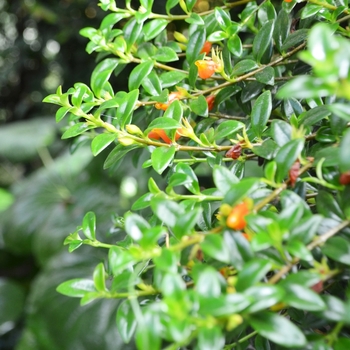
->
xmin=282 ymin=283 xmax=326 ymax=311
xmin=93 ymin=263 xmax=106 ymax=292
xmin=151 ymin=145 xmax=176 ymax=174
xmin=56 ymin=279 xmax=95 ymax=297
xmin=271 ymin=120 xmax=291 ymax=146
xmin=189 ymin=95 xmax=208 ymax=117
xmin=143 ymin=19 xmax=168 ymax=41
xmin=215 ymin=120 xmax=244 ymax=139
xmin=173 ymin=163 xmax=200 ymax=194
xmin=215 ymin=7 xmax=231 ymax=31
xmin=250 ymin=312 xmax=306 ymax=347
xmin=0 ymin=188 xmax=14 ymax=212
xmin=91 ymin=58 xmax=119 ymax=98
xmin=154 ymin=46 xmax=178 ymax=62
xmin=231 ymin=59 xmax=259 ymax=76
xmin=160 ymin=71 xmax=187 ymax=88
xmin=124 ymin=213 xmax=150 ymax=241
xmin=153 ymin=249 xmax=179 ymax=273
xmin=244 ymin=285 xmax=285 ymax=313
xmin=186 ymin=25 xmax=206 ymax=64
xmin=146 ymin=117 xmax=182 ymax=132
xmin=108 ymin=246 xmax=135 ymax=275
xmin=315 ymin=295 xmax=348 ymax=322
xmin=213 ymin=165 xmax=239 ymax=194
xmin=275 ymin=138 xmax=304 ymax=183
xmin=61 ymin=122 xmax=95 ymax=139
xmin=253 ymin=20 xmax=274 ymax=63
xmin=116 ymin=300 xmax=137 ymax=343
xmin=281 ymin=29 xmax=308 ymax=52
xmin=224 ymin=178 xmax=260 ymax=205
xmin=236 ymin=258 xmax=272 ymax=291
xmin=255 ymin=67 xmax=275 ymax=85
xmin=299 ymin=105 xmax=331 ymax=126
xmin=197 ymin=326 xmax=225 ymax=350
xmin=252 ymin=139 xmax=279 ymax=160
xmin=128 ymin=61 xmax=154 ymax=91
xmin=339 ymin=129 xmax=350 ymax=172
xmin=135 ymin=311 xmax=161 ymax=350
xmin=200 ymin=234 xmax=231 ymax=263
xmin=251 ymin=90 xmax=272 ymax=138
xmin=286 ymin=240 xmax=313 ymax=261
xmin=195 ymin=266 xmax=221 ymax=298
xmin=91 ymin=133 xmax=116 ymax=156
xmin=321 ymin=236 xmax=350 ymax=265
xmin=142 ymin=70 xmax=162 ymax=96
xmin=151 ymin=197 xmax=180 ymax=228
xmin=131 ymin=192 xmax=153 ymax=210
xmin=124 ymin=17 xmax=143 ymax=51
xmin=117 ymin=89 xmax=139 ymax=128
xmin=82 ymin=211 xmax=96 ymax=240
xmin=104 ymin=144 xmax=140 ymax=169
xmin=227 ymin=35 xmax=243 ymax=57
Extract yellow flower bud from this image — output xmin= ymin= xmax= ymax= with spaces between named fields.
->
xmin=125 ymin=124 xmax=143 ymax=136
xmin=173 ymin=31 xmax=188 ymax=43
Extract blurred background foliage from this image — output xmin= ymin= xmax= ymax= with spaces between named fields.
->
xmin=0 ymin=0 xmax=145 ymax=348
xmin=0 ymin=0 xmax=223 ymax=348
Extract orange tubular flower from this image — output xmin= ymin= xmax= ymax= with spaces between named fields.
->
xmin=206 ymin=95 xmax=215 ymax=111
xmin=155 ymin=91 xmax=182 ymax=111
xmin=226 ymin=201 xmax=250 ymax=230
xmin=148 ymin=128 xmax=182 ymax=144
xmin=200 ymin=41 xmax=212 ymax=54
xmin=195 ymin=59 xmax=218 ymax=79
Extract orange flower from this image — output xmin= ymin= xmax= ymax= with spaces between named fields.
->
xmin=148 ymin=128 xmax=182 ymax=144
xmin=195 ymin=59 xmax=218 ymax=79
xmin=226 ymin=201 xmax=250 ymax=230
xmin=155 ymin=91 xmax=182 ymax=111
xmin=206 ymin=95 xmax=215 ymax=111
xmin=200 ymin=41 xmax=212 ymax=54
xmin=284 ymin=0 xmax=293 ymax=2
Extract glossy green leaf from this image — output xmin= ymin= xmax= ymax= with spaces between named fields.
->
xmin=108 ymin=246 xmax=135 ymax=275
xmin=56 ymin=279 xmax=95 ymax=297
xmin=215 ymin=120 xmax=244 ymax=139
xmin=253 ymin=20 xmax=274 ymax=63
xmin=146 ymin=117 xmax=182 ymax=132
xmin=251 ymin=90 xmax=272 ymax=138
xmin=200 ymin=234 xmax=231 ymax=263
xmin=236 ymin=258 xmax=272 ymax=291
xmin=116 ymin=89 xmax=139 ymax=128
xmin=124 ymin=17 xmax=143 ymax=51
xmin=186 ymin=25 xmax=206 ymax=64
xmin=213 ymin=165 xmax=239 ymax=194
xmin=197 ymin=326 xmax=225 ymax=350
xmin=154 ymin=46 xmax=178 ymax=62
xmin=271 ymin=120 xmax=291 ymax=146
xmin=116 ymin=300 xmax=137 ymax=343
xmin=227 ymin=35 xmax=243 ymax=57
xmin=195 ymin=266 xmax=221 ymax=298
xmin=231 ymin=59 xmax=259 ymax=76
xmin=91 ymin=58 xmax=119 ymax=98
xmin=339 ymin=128 xmax=350 ymax=172
xmin=250 ymin=312 xmax=306 ymax=347
xmin=275 ymin=138 xmax=304 ymax=183
xmin=93 ymin=263 xmax=106 ymax=292
xmin=255 ymin=66 xmax=275 ymax=85
xmin=151 ymin=145 xmax=176 ymax=174
xmin=224 ymin=178 xmax=260 ymax=205
xmin=299 ymin=105 xmax=331 ymax=126
xmin=82 ymin=211 xmax=96 ymax=240
xmin=143 ymin=19 xmax=167 ymax=41
xmin=91 ymin=133 xmax=116 ymax=156
xmin=61 ymin=122 xmax=95 ymax=139
xmin=215 ymin=7 xmax=231 ymax=30
xmin=128 ymin=61 xmax=154 ymax=91
xmin=321 ymin=236 xmax=350 ymax=265
xmin=282 ymin=283 xmax=326 ymax=311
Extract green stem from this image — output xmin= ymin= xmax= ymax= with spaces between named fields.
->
xmin=328 ymin=322 xmax=344 ymax=346
xmin=223 ymin=330 xmax=258 ymax=349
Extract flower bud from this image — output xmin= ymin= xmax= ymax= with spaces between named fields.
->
xmin=126 ymin=124 xmax=143 ymax=136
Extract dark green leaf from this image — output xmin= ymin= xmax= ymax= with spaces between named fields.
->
xmin=128 ymin=61 xmax=154 ymax=91
xmin=275 ymin=138 xmax=304 ymax=183
xmin=253 ymin=20 xmax=274 ymax=63
xmin=321 ymin=236 xmax=350 ymax=265
xmin=200 ymin=234 xmax=231 ymax=263
xmin=251 ymin=90 xmax=272 ymax=138
xmin=186 ymin=26 xmax=206 ymax=64
xmin=231 ymin=59 xmax=259 ymax=76
xmin=91 ymin=58 xmax=119 ymax=98
xmin=250 ymin=312 xmax=306 ymax=347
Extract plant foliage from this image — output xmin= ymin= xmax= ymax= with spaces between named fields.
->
xmin=44 ymin=0 xmax=350 ymax=348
